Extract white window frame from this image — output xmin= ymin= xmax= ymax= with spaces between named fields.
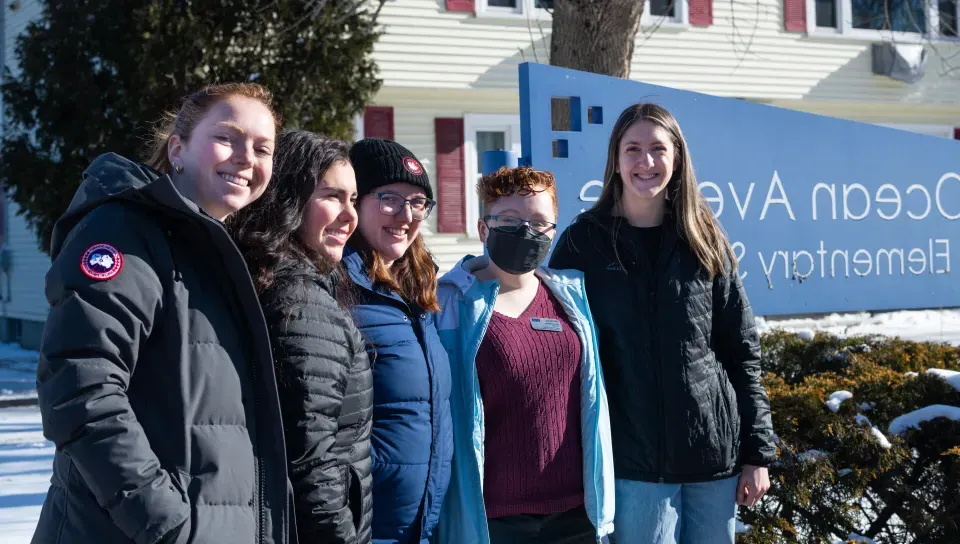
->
xmin=640 ymin=0 xmax=690 ymax=27
xmin=806 ymin=0 xmax=959 ymax=42
xmin=352 ymin=113 xmax=364 ymax=143
xmin=463 ymin=114 xmax=522 ymax=238
xmin=475 ymin=0 xmax=553 ymax=20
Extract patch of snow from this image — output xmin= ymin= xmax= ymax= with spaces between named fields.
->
xmin=735 ymin=519 xmax=751 ymax=533
xmin=838 ymin=468 xmax=853 ymax=476
xmin=926 ymin=368 xmax=960 ymax=392
xmin=904 ymin=371 xmax=919 ymax=378
xmin=0 ymin=344 xmax=39 ymax=401
xmin=0 ymin=407 xmax=52 ymax=542
xmin=756 ymin=309 xmax=960 ymax=347
xmin=889 ymin=404 xmax=960 ymax=435
xmin=855 ymin=414 xmax=872 ymax=427
xmin=797 ymin=328 xmax=815 ymax=341
xmin=869 ymin=426 xmax=892 ymax=449
xmin=859 ymin=402 xmax=875 ymax=411
xmin=799 ymin=449 xmax=828 ymax=463
xmin=826 ymin=391 xmax=854 ymax=413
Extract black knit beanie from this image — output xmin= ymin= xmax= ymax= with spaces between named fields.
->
xmin=349 ymin=138 xmax=433 ymax=200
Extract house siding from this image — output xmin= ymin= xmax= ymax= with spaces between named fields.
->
xmin=371 ymin=0 xmax=960 ymax=107
xmin=2 ymin=0 xmax=51 ymax=340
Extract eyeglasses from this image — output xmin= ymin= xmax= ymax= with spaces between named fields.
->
xmin=483 ymin=214 xmax=556 ymax=233
xmin=376 ymin=192 xmax=436 ymax=221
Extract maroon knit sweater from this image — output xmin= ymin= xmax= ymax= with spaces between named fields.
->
xmin=475 ymin=281 xmax=585 ymax=519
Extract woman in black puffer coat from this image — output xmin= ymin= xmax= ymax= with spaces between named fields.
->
xmin=230 ymin=130 xmax=373 ymax=543
xmin=550 ymin=103 xmax=776 ymax=544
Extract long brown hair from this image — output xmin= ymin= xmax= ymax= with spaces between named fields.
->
xmin=593 ymin=103 xmax=736 ymax=279
xmin=349 ymin=229 xmax=440 ymax=313
xmin=142 ymin=82 xmax=281 ymax=174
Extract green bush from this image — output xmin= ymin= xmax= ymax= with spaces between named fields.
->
xmin=737 ymin=330 xmax=960 ymax=544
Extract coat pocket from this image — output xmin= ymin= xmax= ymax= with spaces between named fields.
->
xmin=169 ymin=470 xmax=194 ymax=544
xmin=347 ymin=465 xmax=362 ymax=532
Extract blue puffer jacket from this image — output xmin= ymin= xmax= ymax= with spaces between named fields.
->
xmin=342 ymin=246 xmax=454 ymax=544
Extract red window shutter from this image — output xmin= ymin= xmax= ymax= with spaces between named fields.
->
xmin=446 ymin=0 xmax=475 ymax=11
xmin=954 ymin=128 xmax=960 ymax=139
xmin=435 ymin=118 xmax=466 ymax=234
xmin=364 ymin=106 xmax=394 ymax=140
xmin=688 ymin=0 xmax=713 ymax=26
xmin=783 ymin=0 xmax=807 ymax=31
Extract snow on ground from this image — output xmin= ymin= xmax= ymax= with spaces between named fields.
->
xmin=0 ymin=407 xmax=51 ymax=543
xmin=926 ymin=368 xmax=960 ymax=392
xmin=826 ymin=390 xmax=854 ymax=413
xmin=889 ymin=405 xmax=960 ymax=435
xmin=0 ymin=343 xmax=40 ymax=402
xmin=756 ymin=308 xmax=960 ymax=346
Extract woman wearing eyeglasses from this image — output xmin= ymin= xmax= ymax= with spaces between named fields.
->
xmin=433 ymin=166 xmax=615 ymax=544
xmin=341 ymin=138 xmax=453 ymax=544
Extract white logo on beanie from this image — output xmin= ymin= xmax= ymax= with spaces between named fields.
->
xmin=403 ymin=156 xmax=423 ymax=176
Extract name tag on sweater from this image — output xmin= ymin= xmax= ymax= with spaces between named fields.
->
xmin=530 ymin=317 xmax=563 ymax=332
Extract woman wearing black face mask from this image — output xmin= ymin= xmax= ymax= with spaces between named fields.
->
xmin=433 ymin=167 xmax=615 ymax=544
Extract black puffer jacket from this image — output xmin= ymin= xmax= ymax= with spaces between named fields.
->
xmin=549 ymin=210 xmax=777 ymax=484
xmin=260 ymin=263 xmax=374 ymax=543
xmin=32 ymin=153 xmax=292 ymax=544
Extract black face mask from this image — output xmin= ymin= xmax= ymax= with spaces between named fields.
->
xmin=485 ymin=225 xmax=552 ymax=275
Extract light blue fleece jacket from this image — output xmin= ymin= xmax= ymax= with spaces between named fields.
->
xmin=432 ymin=254 xmax=615 ymax=544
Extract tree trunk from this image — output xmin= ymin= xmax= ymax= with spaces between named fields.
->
xmin=549 ymin=0 xmax=645 ymax=79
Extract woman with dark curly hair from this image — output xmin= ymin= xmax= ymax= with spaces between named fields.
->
xmin=229 ymin=129 xmax=374 ymax=543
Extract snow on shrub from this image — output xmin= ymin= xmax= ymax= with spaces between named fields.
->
xmin=737 ymin=330 xmax=960 ymax=544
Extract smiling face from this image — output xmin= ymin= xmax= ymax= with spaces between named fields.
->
xmin=616 ymin=120 xmax=677 ymax=204
xmin=168 ymin=95 xmax=276 ymax=221
xmin=356 ymin=182 xmax=426 ymax=267
xmin=302 ymin=161 xmax=358 ymax=263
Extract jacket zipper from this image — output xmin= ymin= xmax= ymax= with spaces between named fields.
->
xmin=651 ymin=282 xmax=665 ymax=484
xmin=640 ymin=233 xmax=667 ymax=484
xmin=554 ymin=284 xmax=605 ymax=540
xmin=252 ymin=354 xmax=265 ymax=543
xmin=472 ymin=282 xmax=498 ymax=531
xmin=414 ymin=310 xmax=435 ymax=539
xmin=167 ymin=202 xmax=270 ymax=543
xmin=383 ymin=291 xmax=435 ymax=538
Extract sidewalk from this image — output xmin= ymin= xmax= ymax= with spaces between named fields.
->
xmin=0 ymin=406 xmax=50 ymax=543
xmin=0 ymin=343 xmax=40 ymax=408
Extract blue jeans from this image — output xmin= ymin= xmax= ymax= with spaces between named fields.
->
xmin=610 ymin=475 xmax=739 ymax=544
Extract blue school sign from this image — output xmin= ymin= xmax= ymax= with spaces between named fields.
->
xmin=514 ymin=62 xmax=960 ymax=316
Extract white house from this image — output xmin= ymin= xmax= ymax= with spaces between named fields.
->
xmin=1 ymin=0 xmax=53 ymax=350
xmin=4 ymin=0 xmax=960 ymax=348
xmin=362 ymin=0 xmax=960 ymax=271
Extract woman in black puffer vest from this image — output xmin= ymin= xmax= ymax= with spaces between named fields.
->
xmin=230 ymin=130 xmax=374 ymax=543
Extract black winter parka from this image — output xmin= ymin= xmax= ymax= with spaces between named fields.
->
xmin=32 ymin=153 xmax=293 ymax=544
xmin=549 ymin=210 xmax=777 ymax=484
